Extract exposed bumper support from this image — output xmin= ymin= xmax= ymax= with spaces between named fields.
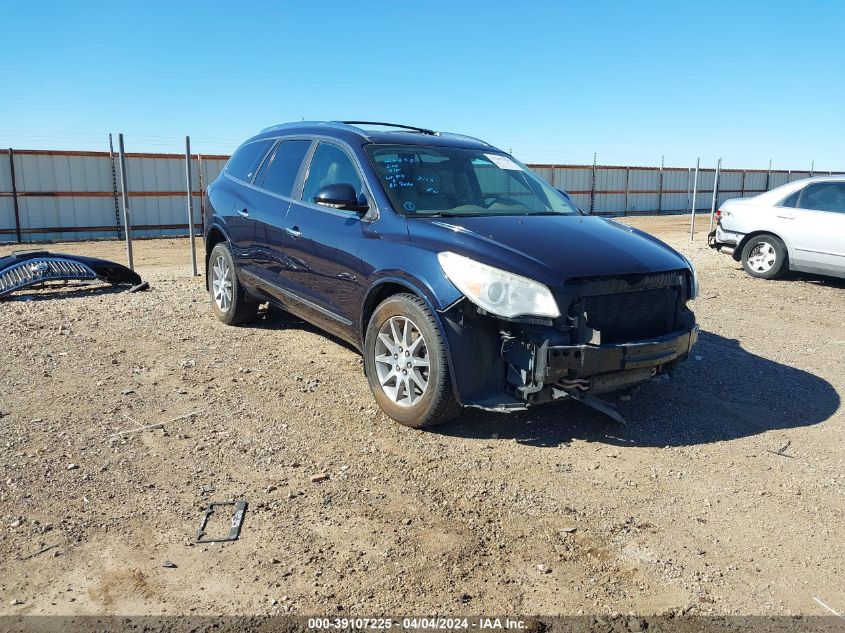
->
xmin=545 ymin=327 xmax=698 ymax=381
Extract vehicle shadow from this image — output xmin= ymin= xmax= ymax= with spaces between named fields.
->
xmin=3 ymin=283 xmax=127 ymax=301
xmin=435 ymin=331 xmax=840 ymax=448
xmin=782 ymin=271 xmax=845 ymax=289
xmin=246 ymin=305 xmax=361 ymax=354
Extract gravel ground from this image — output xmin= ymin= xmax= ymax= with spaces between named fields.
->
xmin=0 ymin=214 xmax=843 ymax=617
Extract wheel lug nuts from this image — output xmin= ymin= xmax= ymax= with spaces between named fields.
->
xmin=393 ymin=354 xmax=398 ymax=359
xmin=405 ymin=351 xmax=410 ymax=356
xmin=402 ymin=370 xmax=407 ymax=376
xmin=406 ymin=362 xmax=411 ymax=368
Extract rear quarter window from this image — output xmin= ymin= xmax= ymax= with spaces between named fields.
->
xmin=225 ymin=140 xmax=273 ymax=182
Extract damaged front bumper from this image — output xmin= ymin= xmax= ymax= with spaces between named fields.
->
xmin=440 ymin=285 xmax=698 ymax=416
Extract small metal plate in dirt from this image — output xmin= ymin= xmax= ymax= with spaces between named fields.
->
xmin=196 ymin=500 xmax=247 ymax=543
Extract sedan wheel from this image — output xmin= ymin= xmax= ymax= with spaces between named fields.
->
xmin=745 ymin=241 xmax=777 ymax=274
xmin=740 ymin=234 xmax=788 ymax=279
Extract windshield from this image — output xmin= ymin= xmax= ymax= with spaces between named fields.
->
xmin=364 ymin=144 xmax=579 ymax=217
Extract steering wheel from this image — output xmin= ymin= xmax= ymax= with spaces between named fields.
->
xmin=481 ymin=194 xmax=522 ymax=209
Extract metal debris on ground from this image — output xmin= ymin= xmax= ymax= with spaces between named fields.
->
xmin=766 ymin=440 xmax=794 ymax=458
xmin=21 ymin=543 xmax=59 ymax=560
xmin=162 ymin=560 xmax=177 ymax=568
xmin=108 ymin=410 xmax=204 ymax=440
xmin=196 ymin=500 xmax=247 ymax=544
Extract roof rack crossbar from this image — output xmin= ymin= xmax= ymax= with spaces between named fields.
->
xmin=340 ymin=121 xmax=438 ymax=136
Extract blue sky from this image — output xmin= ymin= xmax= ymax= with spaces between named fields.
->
xmin=1 ymin=1 xmax=843 ymax=170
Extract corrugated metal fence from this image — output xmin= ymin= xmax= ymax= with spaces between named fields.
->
xmin=528 ymin=164 xmax=834 ymax=216
xmin=0 ymin=149 xmax=227 ymax=242
xmin=0 ymin=148 xmax=839 ymax=243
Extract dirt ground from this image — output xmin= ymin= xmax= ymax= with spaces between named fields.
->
xmin=1 ymin=214 xmax=843 ymax=618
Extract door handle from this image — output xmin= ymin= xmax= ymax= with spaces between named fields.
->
xmin=285 ymin=226 xmax=301 ymax=238
xmin=776 ymin=213 xmax=795 ymax=220
xmin=237 ymin=208 xmax=249 ymax=218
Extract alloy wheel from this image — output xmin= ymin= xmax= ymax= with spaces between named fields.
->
xmin=211 ymin=254 xmax=233 ymax=312
xmin=374 ymin=316 xmax=430 ymax=407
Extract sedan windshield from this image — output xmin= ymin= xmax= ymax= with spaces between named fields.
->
xmin=364 ymin=144 xmax=579 ymax=217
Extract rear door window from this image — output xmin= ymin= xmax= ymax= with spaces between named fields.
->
xmin=798 ymin=182 xmax=845 ymax=213
xmin=256 ymin=140 xmax=312 ymax=197
xmin=778 ymin=190 xmax=800 ymax=208
xmin=225 ymin=139 xmax=273 ymax=182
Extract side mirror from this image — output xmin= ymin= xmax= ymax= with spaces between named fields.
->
xmin=313 ymin=183 xmax=368 ymax=213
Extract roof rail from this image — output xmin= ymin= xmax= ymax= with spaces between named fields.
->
xmin=260 ymin=121 xmax=357 ymax=133
xmin=436 ymin=131 xmax=492 ymax=147
xmin=340 ymin=121 xmax=438 ymax=136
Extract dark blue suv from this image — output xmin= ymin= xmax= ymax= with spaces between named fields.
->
xmin=205 ymin=122 xmax=698 ymax=427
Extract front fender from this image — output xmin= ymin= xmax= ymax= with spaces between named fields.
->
xmin=360 ymin=273 xmax=467 ymax=405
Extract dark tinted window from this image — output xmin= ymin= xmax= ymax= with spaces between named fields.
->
xmin=256 ymin=140 xmax=311 ymax=197
xmin=798 ymin=182 xmax=845 ymax=213
xmin=225 ymin=140 xmax=273 ymax=182
xmin=302 ymin=143 xmax=363 ymax=204
xmin=779 ymin=190 xmax=800 ymax=208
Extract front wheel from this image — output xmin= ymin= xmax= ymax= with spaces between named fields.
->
xmin=741 ymin=235 xmax=788 ymax=279
xmin=363 ymin=294 xmax=461 ymax=428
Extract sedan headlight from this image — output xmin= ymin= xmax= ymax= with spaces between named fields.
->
xmin=437 ymin=251 xmax=560 ymax=318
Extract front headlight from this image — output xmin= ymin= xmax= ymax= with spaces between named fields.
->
xmin=437 ymin=251 xmax=560 ymax=318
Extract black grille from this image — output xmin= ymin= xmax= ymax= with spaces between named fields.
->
xmin=582 ymin=288 xmax=678 ymax=343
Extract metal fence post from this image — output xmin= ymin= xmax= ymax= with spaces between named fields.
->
xmin=589 ymin=152 xmax=597 ymax=215
xmin=657 ymin=156 xmax=664 ymax=214
xmin=686 ymin=168 xmax=692 ymax=214
xmin=689 ymin=158 xmax=699 ymax=241
xmin=117 ymin=134 xmax=134 ymax=271
xmin=108 ymin=134 xmax=122 ymax=239
xmin=185 ymin=136 xmax=198 ymax=277
xmin=765 ymin=158 xmax=772 ymax=192
xmin=708 ymin=157 xmax=722 ymax=233
xmin=810 ymin=160 xmax=815 ymax=177
xmin=623 ymin=167 xmax=630 ymax=216
xmin=197 ymin=153 xmax=206 ymax=235
xmin=7 ymin=148 xmax=22 ymax=243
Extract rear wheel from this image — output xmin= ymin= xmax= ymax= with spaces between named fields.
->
xmin=364 ymin=294 xmax=461 ymax=428
xmin=741 ymin=234 xmax=788 ymax=279
xmin=208 ymin=242 xmax=258 ymax=325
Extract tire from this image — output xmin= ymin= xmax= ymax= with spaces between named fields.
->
xmin=363 ymin=293 xmax=461 ymax=428
xmin=741 ymin=234 xmax=788 ymax=279
xmin=208 ymin=242 xmax=259 ymax=325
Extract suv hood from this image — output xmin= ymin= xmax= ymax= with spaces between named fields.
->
xmin=407 ymin=215 xmax=689 ymax=285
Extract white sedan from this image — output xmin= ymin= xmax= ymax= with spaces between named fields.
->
xmin=708 ymin=175 xmax=845 ymax=279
